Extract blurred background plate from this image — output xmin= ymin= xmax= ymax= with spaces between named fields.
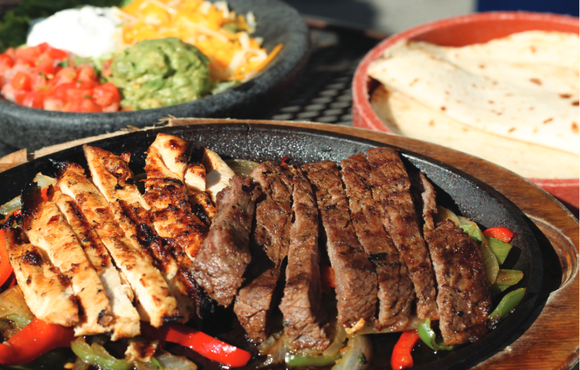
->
xmin=0 ymin=0 xmax=310 ymax=151
xmin=351 ymin=11 xmax=579 ymax=212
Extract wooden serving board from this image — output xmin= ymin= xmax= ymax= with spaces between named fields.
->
xmin=1 ymin=118 xmax=577 ymax=370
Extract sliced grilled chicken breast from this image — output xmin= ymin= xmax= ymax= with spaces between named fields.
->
xmin=4 ymin=218 xmax=78 ymax=327
xmin=55 ymin=192 xmax=140 ymax=340
xmin=202 ymin=148 xmax=235 ymax=202
xmin=57 ymin=162 xmax=180 ymax=328
xmin=84 ymin=144 xmax=196 ymax=322
xmin=21 ymin=184 xmax=113 ymax=336
xmin=143 ymin=134 xmax=208 ymax=262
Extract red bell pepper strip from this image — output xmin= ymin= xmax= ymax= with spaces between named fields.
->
xmin=483 ymin=227 xmax=516 ymax=243
xmin=0 ymin=229 xmax=13 ymax=288
xmin=391 ymin=330 xmax=420 ymax=370
xmin=142 ymin=322 xmax=251 ymax=368
xmin=0 ymin=317 xmax=75 ymax=365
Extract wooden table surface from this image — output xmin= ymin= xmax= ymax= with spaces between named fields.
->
xmin=1 ymin=118 xmax=578 ymax=370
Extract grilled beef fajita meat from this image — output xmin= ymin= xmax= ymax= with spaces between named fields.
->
xmin=55 ymin=192 xmax=141 ymax=341
xmin=4 ymin=217 xmax=79 ymax=327
xmin=84 ymin=144 xmax=196 ymax=323
xmin=57 ymin=162 xmax=180 ymax=328
xmin=21 ymin=184 xmax=113 ymax=336
xmin=302 ymin=161 xmax=378 ymax=330
xmin=418 ymin=173 xmax=492 ymax=345
xmin=340 ymin=153 xmax=415 ymax=331
xmin=279 ymin=167 xmax=330 ymax=351
xmin=366 ymin=147 xmax=439 ymax=321
xmin=192 ymin=175 xmax=261 ymax=308
xmin=234 ymin=162 xmax=293 ymax=343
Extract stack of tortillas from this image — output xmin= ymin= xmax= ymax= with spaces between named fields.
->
xmin=367 ymin=31 xmax=579 ymax=179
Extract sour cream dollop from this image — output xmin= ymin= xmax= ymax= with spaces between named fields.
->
xmin=27 ymin=6 xmax=123 ymax=59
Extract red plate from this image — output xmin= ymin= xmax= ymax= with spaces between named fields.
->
xmin=352 ymin=11 xmax=579 ymax=211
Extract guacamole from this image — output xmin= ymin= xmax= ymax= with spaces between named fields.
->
xmin=108 ymin=37 xmax=211 ymax=110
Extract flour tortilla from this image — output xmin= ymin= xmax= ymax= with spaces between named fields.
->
xmin=370 ymin=85 xmax=578 ymax=179
xmin=367 ymin=31 xmax=579 ymax=156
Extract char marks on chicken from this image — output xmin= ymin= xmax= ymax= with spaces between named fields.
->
xmin=57 ymin=162 xmax=180 ymax=328
xmin=192 ymin=175 xmax=261 ymax=308
xmin=84 ymin=144 xmax=196 ymax=323
xmin=366 ymin=147 xmax=439 ymax=321
xmin=55 ymin=191 xmax=141 ymax=341
xmin=418 ymin=173 xmax=492 ymax=345
xmin=21 ymin=183 xmax=113 ymax=336
xmin=234 ymin=162 xmax=293 ymax=343
xmin=3 ymin=217 xmax=79 ymax=327
xmin=340 ymin=153 xmax=415 ymax=331
xmin=279 ymin=167 xmax=330 ymax=351
xmin=302 ymin=161 xmax=378 ymax=330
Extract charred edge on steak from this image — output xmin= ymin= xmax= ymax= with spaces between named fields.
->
xmin=340 ymin=152 xmax=415 ymax=331
xmin=417 ymin=173 xmax=492 ymax=346
xmin=366 ymin=147 xmax=439 ymax=321
xmin=192 ymin=175 xmax=261 ymax=308
xmin=302 ymin=160 xmax=378 ymax=328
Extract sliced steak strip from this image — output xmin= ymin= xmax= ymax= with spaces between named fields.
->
xmin=302 ymin=161 xmax=378 ymax=329
xmin=340 ymin=153 xmax=415 ymax=331
xmin=279 ymin=168 xmax=330 ymax=351
xmin=192 ymin=175 xmax=261 ymax=308
xmin=234 ymin=162 xmax=293 ymax=343
xmin=366 ymin=147 xmax=438 ymax=320
xmin=419 ymin=173 xmax=491 ymax=345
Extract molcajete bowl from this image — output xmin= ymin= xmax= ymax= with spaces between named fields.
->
xmin=0 ymin=0 xmax=310 ymax=152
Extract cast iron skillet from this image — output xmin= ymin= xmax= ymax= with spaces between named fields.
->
xmin=0 ymin=0 xmax=310 ymax=152
xmin=0 ymin=123 xmax=552 ymax=370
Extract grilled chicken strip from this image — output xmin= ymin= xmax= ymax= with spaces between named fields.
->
xmin=340 ymin=153 xmax=415 ymax=331
xmin=57 ymin=162 xmax=180 ymax=328
xmin=303 ymin=161 xmax=378 ymax=330
xmin=202 ymin=148 xmax=236 ymax=202
xmin=55 ymin=192 xmax=140 ymax=341
xmin=84 ymin=144 xmax=196 ymax=322
xmin=192 ymin=175 xmax=261 ymax=307
xmin=3 ymin=217 xmax=78 ymax=327
xmin=418 ymin=173 xmax=491 ymax=345
xmin=21 ymin=184 xmax=113 ymax=336
xmin=143 ymin=133 xmax=208 ymax=263
xmin=366 ymin=147 xmax=439 ymax=321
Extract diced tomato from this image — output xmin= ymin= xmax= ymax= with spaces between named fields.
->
xmin=0 ymin=55 xmax=14 ymax=72
xmin=53 ymin=83 xmax=76 ymax=99
xmin=102 ymin=102 xmax=120 ymax=112
xmin=43 ymin=96 xmax=65 ymax=111
xmin=22 ymin=92 xmax=44 ymax=109
xmin=14 ymin=45 xmax=42 ymax=63
xmin=11 ymin=71 xmax=31 ymax=91
xmin=65 ymin=87 xmax=93 ymax=101
xmin=36 ymin=53 xmax=56 ymax=75
xmin=46 ymin=47 xmax=68 ymax=61
xmin=12 ymin=90 xmax=27 ymax=105
xmin=80 ymin=99 xmax=102 ymax=113
xmin=3 ymin=47 xmax=16 ymax=60
xmin=77 ymin=66 xmax=97 ymax=84
xmin=31 ymin=73 xmax=49 ymax=92
xmin=54 ymin=67 xmax=77 ymax=85
xmin=93 ymin=82 xmax=120 ymax=107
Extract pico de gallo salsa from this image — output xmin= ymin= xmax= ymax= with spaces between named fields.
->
xmin=0 ymin=43 xmax=121 ymax=113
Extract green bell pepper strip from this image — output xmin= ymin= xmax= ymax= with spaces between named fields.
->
xmin=487 ymin=237 xmax=513 ymax=265
xmin=285 ymin=353 xmax=340 ymax=367
xmin=70 ymin=337 xmax=132 ymax=370
xmin=417 ymin=319 xmax=454 ymax=352
xmin=488 ymin=287 xmax=526 ymax=325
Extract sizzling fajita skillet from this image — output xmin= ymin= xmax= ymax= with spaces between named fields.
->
xmin=0 ymin=119 xmax=576 ymax=370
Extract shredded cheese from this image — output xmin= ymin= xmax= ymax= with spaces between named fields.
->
xmin=120 ymin=0 xmax=282 ymax=82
